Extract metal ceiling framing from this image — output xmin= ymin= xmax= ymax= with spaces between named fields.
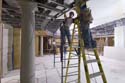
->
xmin=2 ymin=0 xmax=74 ymax=31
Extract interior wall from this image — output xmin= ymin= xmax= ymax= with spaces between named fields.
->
xmin=4 ymin=24 xmax=13 ymax=71
xmin=2 ymin=27 xmax=8 ymax=75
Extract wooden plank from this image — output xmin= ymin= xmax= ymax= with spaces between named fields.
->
xmin=13 ymin=28 xmax=21 ymax=69
xmin=35 ymin=36 xmax=39 ymax=56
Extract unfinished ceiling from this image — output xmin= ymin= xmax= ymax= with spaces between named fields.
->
xmin=2 ymin=0 xmax=74 ymax=31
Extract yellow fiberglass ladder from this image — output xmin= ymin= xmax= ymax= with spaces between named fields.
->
xmin=63 ymin=1 xmax=107 ymax=83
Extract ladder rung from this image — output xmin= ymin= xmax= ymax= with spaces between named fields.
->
xmin=68 ymin=71 xmax=78 ymax=75
xmin=63 ymin=58 xmax=78 ymax=60
xmin=87 ymin=53 xmax=94 ymax=56
xmin=63 ymin=74 xmax=78 ymax=77
xmin=86 ymin=59 xmax=98 ymax=63
xmin=63 ymin=66 xmax=78 ymax=68
xmin=90 ymin=72 xmax=102 ymax=78
xmin=67 ymin=79 xmax=78 ymax=83
xmin=69 ymin=63 xmax=78 ymax=66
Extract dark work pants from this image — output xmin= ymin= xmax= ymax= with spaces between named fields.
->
xmin=80 ymin=22 xmax=96 ymax=48
xmin=60 ymin=26 xmax=71 ymax=61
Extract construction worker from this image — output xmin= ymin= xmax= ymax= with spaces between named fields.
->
xmin=63 ymin=12 xmax=75 ymax=46
xmin=77 ymin=0 xmax=96 ymax=48
xmin=60 ymin=12 xmax=74 ymax=61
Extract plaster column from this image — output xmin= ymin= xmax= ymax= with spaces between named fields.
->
xmin=20 ymin=1 xmax=37 ymax=83
xmin=41 ymin=36 xmax=43 ymax=56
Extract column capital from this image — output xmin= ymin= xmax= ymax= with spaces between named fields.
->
xmin=19 ymin=1 xmax=38 ymax=13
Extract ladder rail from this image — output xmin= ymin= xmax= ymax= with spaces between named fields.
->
xmin=93 ymin=48 xmax=107 ymax=83
xmin=64 ymin=23 xmax=77 ymax=83
xmin=76 ymin=20 xmax=91 ymax=83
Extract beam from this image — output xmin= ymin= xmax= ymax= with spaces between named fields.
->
xmin=35 ymin=13 xmax=53 ymax=18
xmin=37 ymin=3 xmax=62 ymax=12
xmin=50 ymin=0 xmax=70 ymax=8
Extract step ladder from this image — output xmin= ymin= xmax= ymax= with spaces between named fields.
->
xmin=60 ymin=24 xmax=80 ymax=83
xmin=61 ymin=45 xmax=81 ymax=83
xmin=63 ymin=20 xmax=107 ymax=83
xmin=63 ymin=0 xmax=107 ymax=82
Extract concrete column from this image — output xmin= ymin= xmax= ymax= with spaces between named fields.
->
xmin=114 ymin=25 xmax=125 ymax=47
xmin=40 ymin=36 xmax=43 ymax=56
xmin=20 ymin=1 xmax=37 ymax=83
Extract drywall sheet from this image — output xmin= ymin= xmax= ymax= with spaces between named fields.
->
xmin=5 ymin=24 xmax=13 ymax=71
xmin=114 ymin=26 xmax=125 ymax=47
xmin=2 ymin=28 xmax=8 ymax=75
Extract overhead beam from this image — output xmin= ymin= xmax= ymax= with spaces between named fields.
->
xmin=37 ymin=3 xmax=62 ymax=12
xmin=50 ymin=0 xmax=70 ymax=8
xmin=35 ymin=14 xmax=53 ymax=18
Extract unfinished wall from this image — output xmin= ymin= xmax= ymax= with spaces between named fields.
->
xmin=108 ymin=37 xmax=114 ymax=46
xmin=5 ymin=25 xmax=13 ymax=71
xmin=2 ymin=27 xmax=8 ymax=75
xmin=13 ymin=28 xmax=21 ymax=69
xmin=35 ymin=36 xmax=39 ymax=56
xmin=0 ymin=23 xmax=13 ymax=76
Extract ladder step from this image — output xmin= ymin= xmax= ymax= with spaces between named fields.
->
xmin=69 ymin=63 xmax=78 ymax=66
xmin=87 ymin=53 xmax=94 ymax=56
xmin=67 ymin=79 xmax=78 ymax=83
xmin=63 ymin=74 xmax=78 ymax=77
xmin=63 ymin=58 xmax=78 ymax=60
xmin=86 ymin=59 xmax=98 ymax=63
xmin=63 ymin=66 xmax=78 ymax=68
xmin=90 ymin=72 xmax=102 ymax=78
xmin=68 ymin=71 xmax=78 ymax=75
